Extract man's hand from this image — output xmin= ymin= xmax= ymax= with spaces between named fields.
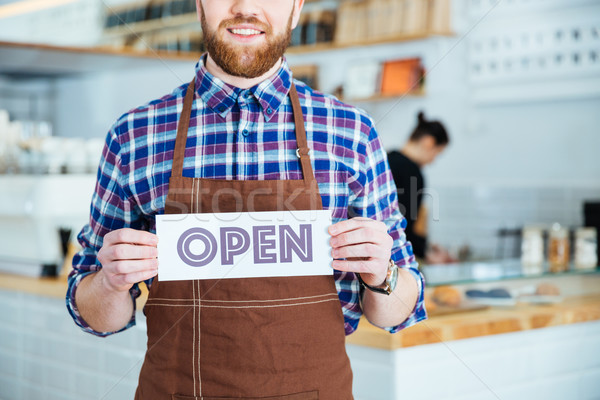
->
xmin=328 ymin=217 xmax=393 ymax=287
xmin=97 ymin=228 xmax=159 ymax=293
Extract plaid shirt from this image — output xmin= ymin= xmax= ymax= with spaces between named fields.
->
xmin=66 ymin=57 xmax=427 ymax=337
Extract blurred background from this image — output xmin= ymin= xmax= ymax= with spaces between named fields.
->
xmin=0 ymin=0 xmax=599 ymax=399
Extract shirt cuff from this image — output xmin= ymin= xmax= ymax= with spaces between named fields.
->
xmin=66 ymin=270 xmax=140 ymax=337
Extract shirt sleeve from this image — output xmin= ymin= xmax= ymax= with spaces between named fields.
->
xmin=348 ymin=124 xmax=427 ymax=333
xmin=65 ymin=123 xmax=144 ymax=337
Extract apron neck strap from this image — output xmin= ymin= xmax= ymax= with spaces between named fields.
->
xmin=171 ymin=78 xmax=196 ymax=178
xmin=171 ymin=78 xmax=316 ymax=186
xmin=288 ymin=83 xmax=316 ymax=186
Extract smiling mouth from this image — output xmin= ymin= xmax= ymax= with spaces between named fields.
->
xmin=227 ymin=28 xmax=265 ymax=36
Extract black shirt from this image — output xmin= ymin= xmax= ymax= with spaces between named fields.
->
xmin=387 ymin=150 xmax=426 ymax=258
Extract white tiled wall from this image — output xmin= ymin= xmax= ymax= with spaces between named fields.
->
xmin=0 ymin=289 xmax=146 ymax=400
xmin=426 ymin=185 xmax=600 ymax=259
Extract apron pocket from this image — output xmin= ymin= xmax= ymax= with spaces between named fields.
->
xmin=172 ymin=390 xmax=318 ymax=400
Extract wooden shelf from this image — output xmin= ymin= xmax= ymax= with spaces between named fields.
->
xmin=0 ymin=41 xmax=198 ymax=79
xmin=287 ymin=31 xmax=454 ymax=55
xmin=344 ymin=89 xmax=426 ymax=103
xmin=103 ymin=13 xmax=199 ymax=37
xmin=95 ymin=31 xmax=452 ymax=66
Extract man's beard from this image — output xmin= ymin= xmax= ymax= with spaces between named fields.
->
xmin=201 ymin=10 xmax=293 ymax=79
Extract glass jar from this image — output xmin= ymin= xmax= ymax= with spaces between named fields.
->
xmin=521 ymin=226 xmax=544 ymax=275
xmin=548 ymin=223 xmax=570 ymax=273
xmin=574 ymin=227 xmax=598 ymax=270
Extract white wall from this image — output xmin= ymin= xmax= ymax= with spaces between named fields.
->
xmin=0 ymin=1 xmax=104 ymax=47
xmin=53 ymin=62 xmax=197 ymax=140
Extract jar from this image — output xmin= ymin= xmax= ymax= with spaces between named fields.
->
xmin=548 ymin=223 xmax=570 ymax=273
xmin=574 ymin=227 xmax=598 ymax=270
xmin=521 ymin=226 xmax=544 ymax=275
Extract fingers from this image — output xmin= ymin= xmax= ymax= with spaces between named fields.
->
xmin=328 ymin=218 xmax=393 ymax=284
xmin=100 ymin=258 xmax=158 ymax=292
xmin=101 ymin=266 xmax=158 ymax=293
xmin=332 ymin=257 xmax=380 ymax=275
xmin=98 ymin=228 xmax=159 ymax=293
xmin=110 ymin=258 xmax=159 ymax=275
xmin=111 ymin=268 xmax=158 ymax=287
xmin=330 ymin=226 xmax=391 ymax=248
xmin=332 ymin=243 xmax=384 ymax=260
xmin=329 ymin=217 xmax=385 ymax=236
xmin=108 ymin=243 xmax=158 ymax=261
xmin=104 ymin=228 xmax=158 ymax=247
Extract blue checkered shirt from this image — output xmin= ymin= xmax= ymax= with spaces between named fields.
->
xmin=66 ymin=57 xmax=427 ymax=337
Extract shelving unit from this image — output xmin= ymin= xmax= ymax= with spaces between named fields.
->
xmin=0 ymin=40 xmax=198 ymax=78
xmin=96 ymin=0 xmax=454 ymax=104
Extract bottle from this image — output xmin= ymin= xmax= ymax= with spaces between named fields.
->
xmin=548 ymin=223 xmax=570 ymax=273
xmin=574 ymin=227 xmax=598 ymax=270
xmin=521 ymin=226 xmax=544 ymax=275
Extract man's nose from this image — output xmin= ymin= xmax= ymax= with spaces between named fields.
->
xmin=230 ymin=0 xmax=260 ymax=17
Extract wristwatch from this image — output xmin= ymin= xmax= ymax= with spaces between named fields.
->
xmin=356 ymin=259 xmax=398 ymax=295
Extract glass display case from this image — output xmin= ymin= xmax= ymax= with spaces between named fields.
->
xmin=422 ymin=258 xmax=599 ymax=286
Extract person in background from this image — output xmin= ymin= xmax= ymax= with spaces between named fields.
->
xmin=387 ymin=111 xmax=455 ymax=264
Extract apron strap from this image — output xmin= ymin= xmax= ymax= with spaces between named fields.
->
xmin=289 ymin=83 xmax=317 ymax=187
xmin=171 ymin=78 xmax=196 ymax=178
xmin=171 ymin=78 xmax=316 ymax=186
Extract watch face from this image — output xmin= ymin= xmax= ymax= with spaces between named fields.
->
xmin=387 ymin=264 xmax=399 ymax=292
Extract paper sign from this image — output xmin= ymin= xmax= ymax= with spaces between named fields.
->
xmin=156 ymin=210 xmax=333 ymax=281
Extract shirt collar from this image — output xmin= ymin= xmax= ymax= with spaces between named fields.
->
xmin=194 ymin=55 xmax=292 ymax=121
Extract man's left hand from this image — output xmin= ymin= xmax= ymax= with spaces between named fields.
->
xmin=328 ymin=217 xmax=393 ymax=287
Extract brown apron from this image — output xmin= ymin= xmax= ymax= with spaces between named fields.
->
xmin=135 ymin=78 xmax=354 ymax=399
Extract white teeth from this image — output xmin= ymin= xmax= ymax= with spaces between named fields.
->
xmin=230 ymin=28 xmax=261 ymax=36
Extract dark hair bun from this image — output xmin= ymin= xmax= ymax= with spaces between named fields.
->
xmin=409 ymin=111 xmax=450 ymax=146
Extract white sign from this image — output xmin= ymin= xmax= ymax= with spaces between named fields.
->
xmin=156 ymin=210 xmax=333 ymax=281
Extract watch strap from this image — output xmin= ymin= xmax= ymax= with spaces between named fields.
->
xmin=356 ymin=259 xmax=397 ymax=295
xmin=356 ymin=272 xmax=391 ymax=295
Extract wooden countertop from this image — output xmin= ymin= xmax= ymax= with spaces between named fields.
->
xmin=346 ymin=293 xmax=600 ymax=350
xmin=2 ymin=272 xmax=599 ymax=350
xmin=0 ymin=272 xmax=149 ymax=310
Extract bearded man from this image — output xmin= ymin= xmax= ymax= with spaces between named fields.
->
xmin=66 ymin=0 xmax=426 ymax=398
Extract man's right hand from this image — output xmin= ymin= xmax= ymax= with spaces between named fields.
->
xmin=97 ymin=228 xmax=159 ymax=293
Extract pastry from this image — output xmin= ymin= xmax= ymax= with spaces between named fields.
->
xmin=432 ymin=286 xmax=461 ymax=307
xmin=535 ymin=283 xmax=560 ymax=296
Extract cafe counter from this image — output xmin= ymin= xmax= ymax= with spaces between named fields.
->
xmin=0 ymin=263 xmax=599 ymax=400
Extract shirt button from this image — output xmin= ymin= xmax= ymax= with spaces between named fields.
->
xmin=245 ymin=91 xmax=252 ymax=98
xmin=218 ymin=105 xmax=226 ymax=113
xmin=242 ymin=129 xmax=249 ymax=136
xmin=267 ymin=107 xmax=273 ymax=114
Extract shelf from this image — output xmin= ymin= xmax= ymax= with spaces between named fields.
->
xmin=0 ymin=41 xmax=198 ymax=79
xmin=101 ymin=22 xmax=452 ymax=53
xmin=287 ymin=31 xmax=454 ymax=55
xmin=91 ymin=32 xmax=453 ymax=68
xmin=103 ymin=13 xmax=199 ymax=37
xmin=344 ymin=89 xmax=426 ymax=103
